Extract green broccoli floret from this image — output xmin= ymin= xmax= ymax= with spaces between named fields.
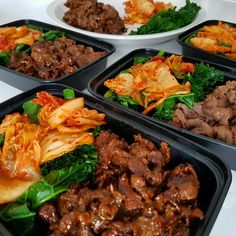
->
xmin=40 ymin=144 xmax=98 ymax=176
xmin=152 ymin=93 xmax=194 ymax=122
xmin=184 ymin=62 xmax=224 ymax=101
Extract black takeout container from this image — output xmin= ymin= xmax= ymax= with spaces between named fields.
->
xmin=0 ymin=83 xmax=232 ymax=236
xmin=0 ymin=19 xmax=115 ymax=91
xmin=88 ymin=48 xmax=236 ymax=170
xmin=177 ymin=20 xmax=236 ymax=72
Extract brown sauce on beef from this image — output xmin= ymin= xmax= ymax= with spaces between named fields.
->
xmin=7 ymin=36 xmax=106 ymax=80
xmin=39 ymin=130 xmax=203 ymax=236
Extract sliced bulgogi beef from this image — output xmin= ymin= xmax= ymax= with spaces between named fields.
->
xmin=63 ymin=0 xmax=126 ymax=35
xmin=166 ymin=164 xmax=200 ymax=202
xmin=171 ymin=81 xmax=236 ymax=145
xmin=7 ymin=36 xmax=106 ymax=80
xmin=38 ymin=202 xmax=59 ymax=225
xmin=40 ymin=130 xmax=203 ymax=236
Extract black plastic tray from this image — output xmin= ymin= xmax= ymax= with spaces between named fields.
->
xmin=177 ymin=19 xmax=236 ymax=72
xmin=0 ymin=83 xmax=231 ymax=236
xmin=88 ymin=48 xmax=236 ymax=170
xmin=0 ymin=19 xmax=115 ymax=91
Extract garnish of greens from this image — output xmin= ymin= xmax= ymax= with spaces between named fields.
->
xmin=39 ymin=30 xmax=65 ymax=42
xmin=0 ymin=89 xmax=101 ymax=236
xmin=183 ymin=62 xmax=224 ymax=102
xmin=152 ymin=93 xmax=194 ymax=122
xmin=130 ymin=0 xmax=201 ymax=35
xmin=23 ymin=101 xmax=42 ymax=124
xmin=104 ymin=51 xmax=225 ymax=122
xmin=0 ymin=51 xmax=11 ymax=66
xmin=153 ymin=63 xmax=224 ymax=122
xmin=0 ymin=134 xmax=4 ymax=147
xmin=0 ymin=25 xmax=65 ymax=66
xmin=63 ymin=88 xmax=76 ymax=100
xmin=104 ymin=90 xmax=140 ymax=109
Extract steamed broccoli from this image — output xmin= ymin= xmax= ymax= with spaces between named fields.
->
xmin=184 ymin=62 xmax=224 ymax=101
xmin=152 ymin=93 xmax=194 ymax=122
xmin=40 ymin=144 xmax=98 ymax=176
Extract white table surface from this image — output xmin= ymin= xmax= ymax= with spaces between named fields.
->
xmin=0 ymin=0 xmax=236 ymax=235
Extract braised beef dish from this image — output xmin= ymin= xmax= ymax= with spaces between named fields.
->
xmin=171 ymin=81 xmax=236 ymax=145
xmin=39 ymin=130 xmax=203 ymax=235
xmin=63 ymin=0 xmax=126 ymax=35
xmin=8 ymin=36 xmax=106 ymax=80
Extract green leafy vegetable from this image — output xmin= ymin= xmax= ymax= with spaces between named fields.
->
xmin=158 ymin=49 xmax=166 ymax=56
xmin=45 ymin=157 xmax=97 ymax=190
xmin=178 ymin=93 xmax=195 ymax=108
xmin=152 ymin=93 xmax=194 ymax=122
xmin=40 ymin=144 xmax=97 ymax=176
xmin=22 ymin=101 xmax=42 ymax=124
xmin=0 ymin=202 xmax=35 ymax=236
xmin=130 ymin=0 xmax=201 ymax=35
xmin=0 ymin=134 xmax=4 ymax=147
xmin=219 ymin=42 xmax=231 ymax=47
xmin=19 ymin=152 xmax=97 ymax=209
xmin=17 ymin=180 xmax=67 ymax=210
xmin=134 ymin=56 xmax=149 ymax=65
xmin=0 ymin=51 xmax=11 ymax=66
xmin=104 ymin=90 xmax=140 ymax=108
xmin=104 ymin=89 xmax=117 ymax=101
xmin=63 ymin=88 xmax=75 ymax=100
xmin=153 ymin=97 xmax=176 ymax=121
xmin=15 ymin=44 xmax=31 ymax=53
xmin=119 ymin=68 xmax=130 ymax=74
xmin=0 ymin=143 xmax=98 ymax=235
xmin=39 ymin=30 xmax=65 ymax=42
xmin=117 ymin=95 xmax=140 ymax=108
xmin=184 ymin=62 xmax=224 ymax=101
xmin=26 ymin=24 xmax=43 ymax=32
xmin=88 ymin=126 xmax=103 ymax=138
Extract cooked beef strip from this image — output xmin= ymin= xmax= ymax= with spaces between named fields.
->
xmin=41 ymin=130 xmax=203 ymax=236
xmin=130 ymin=174 xmax=154 ymax=203
xmin=134 ymin=211 xmax=165 ymax=236
xmin=166 ymin=164 xmax=200 ymax=202
xmin=118 ymin=173 xmax=144 ymax=215
xmin=63 ymin=0 xmax=126 ymax=35
xmin=38 ymin=202 xmax=59 ymax=225
xmin=171 ymin=81 xmax=236 ymax=145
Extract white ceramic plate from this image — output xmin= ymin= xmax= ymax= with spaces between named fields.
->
xmin=47 ymin=0 xmax=206 ymax=48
